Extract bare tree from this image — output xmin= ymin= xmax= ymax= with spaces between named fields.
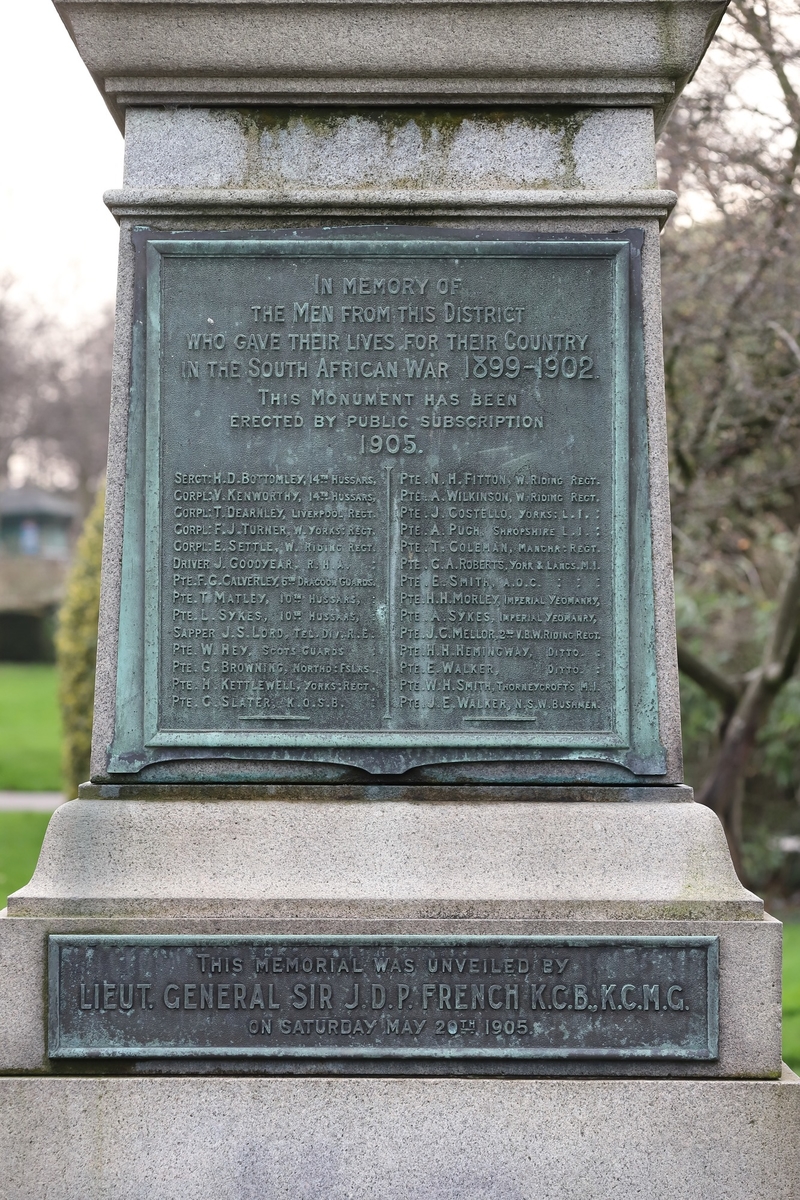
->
xmin=0 ymin=277 xmax=47 ymax=481
xmin=0 ymin=292 xmax=113 ymax=518
xmin=660 ymin=0 xmax=800 ymax=875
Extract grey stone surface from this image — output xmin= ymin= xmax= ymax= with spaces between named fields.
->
xmin=638 ymin=219 xmax=683 ymax=779
xmin=110 ymin=107 xmax=675 ymax=226
xmin=2 ymin=1071 xmax=798 ymax=1198
xmin=104 ymin=186 xmax=677 ymax=222
xmin=9 ymin=799 xmax=759 ymax=920
xmin=122 ymin=108 xmax=658 ymax=193
xmin=77 ymin=782 xmax=696 ymax=802
xmin=55 ymin=0 xmax=728 ymax=132
xmin=572 ymin=108 xmax=658 ymax=189
xmin=0 ymin=911 xmax=782 ymax=1077
xmin=0 ymin=914 xmax=45 ymax=1073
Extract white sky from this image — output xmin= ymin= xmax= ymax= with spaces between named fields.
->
xmin=2 ymin=0 xmax=123 ymax=322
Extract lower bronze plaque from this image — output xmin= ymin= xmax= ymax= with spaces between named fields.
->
xmin=49 ymin=935 xmax=718 ymax=1061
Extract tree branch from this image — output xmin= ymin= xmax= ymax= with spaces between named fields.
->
xmin=676 ymin=638 xmax=743 ymax=712
xmin=765 ymin=320 xmax=800 ymax=369
xmin=762 ymin=529 xmax=800 ymax=686
xmin=697 ymin=530 xmax=800 ymax=856
xmin=732 ymin=0 xmax=800 ymax=130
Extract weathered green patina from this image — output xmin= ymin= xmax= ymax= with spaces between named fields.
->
xmin=49 ymin=934 xmax=718 ymax=1063
xmin=106 ymin=227 xmax=662 ymax=782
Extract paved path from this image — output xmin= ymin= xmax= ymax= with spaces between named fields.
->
xmin=0 ymin=791 xmax=64 ymax=811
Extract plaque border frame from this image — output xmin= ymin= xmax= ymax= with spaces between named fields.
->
xmin=108 ymin=226 xmax=664 ymax=781
xmin=146 ymin=236 xmax=629 ymax=750
xmin=48 ymin=934 xmax=719 ymax=1062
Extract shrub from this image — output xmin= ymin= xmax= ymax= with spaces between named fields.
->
xmin=56 ymin=488 xmax=104 ymax=797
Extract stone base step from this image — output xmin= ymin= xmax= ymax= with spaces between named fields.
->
xmin=1 ymin=1072 xmax=798 ymax=1199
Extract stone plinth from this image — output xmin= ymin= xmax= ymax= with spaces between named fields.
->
xmin=0 ymin=795 xmax=784 ymax=1080
xmin=5 ymin=795 xmax=762 ymax=920
xmin=1 ymin=1073 xmax=798 ymax=1199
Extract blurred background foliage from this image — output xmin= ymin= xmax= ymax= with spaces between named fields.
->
xmin=659 ymin=0 xmax=800 ymax=895
xmin=0 ymin=288 xmax=113 ymax=519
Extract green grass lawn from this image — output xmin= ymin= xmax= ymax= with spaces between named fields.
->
xmin=0 ymin=664 xmax=62 ymax=790
xmin=0 ymin=811 xmax=53 ymax=909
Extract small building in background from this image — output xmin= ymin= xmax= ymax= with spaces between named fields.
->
xmin=0 ymin=487 xmax=78 ymax=661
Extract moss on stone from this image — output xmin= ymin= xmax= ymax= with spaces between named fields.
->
xmin=221 ymin=106 xmax=591 ymax=194
xmin=231 ymin=105 xmax=587 ymax=147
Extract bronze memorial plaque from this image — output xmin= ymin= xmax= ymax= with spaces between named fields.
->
xmin=109 ymin=228 xmax=663 ymax=779
xmin=49 ymin=936 xmax=718 ymax=1062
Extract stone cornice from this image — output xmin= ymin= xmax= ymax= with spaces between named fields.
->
xmin=105 ymin=186 xmax=678 ymax=224
xmin=54 ymin=0 xmax=729 ymax=132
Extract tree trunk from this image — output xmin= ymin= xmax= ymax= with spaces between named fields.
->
xmin=692 ymin=532 xmax=800 ymax=879
xmin=695 ymin=674 xmax=774 ymax=879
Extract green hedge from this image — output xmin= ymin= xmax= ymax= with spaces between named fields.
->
xmin=56 ymin=488 xmax=104 ymax=797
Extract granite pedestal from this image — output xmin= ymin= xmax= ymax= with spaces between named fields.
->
xmin=2 ymin=0 xmax=798 ymax=1194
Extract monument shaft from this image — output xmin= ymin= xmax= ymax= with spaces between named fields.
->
xmin=1 ymin=1 xmax=798 ymax=1195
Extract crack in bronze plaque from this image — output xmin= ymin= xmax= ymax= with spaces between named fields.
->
xmin=49 ymin=936 xmax=718 ymax=1061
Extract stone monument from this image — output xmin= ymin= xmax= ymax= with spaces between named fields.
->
xmin=1 ymin=0 xmax=798 ymax=1194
